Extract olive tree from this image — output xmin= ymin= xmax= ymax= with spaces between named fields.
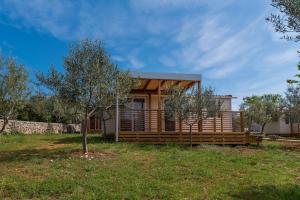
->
xmin=164 ymin=85 xmax=222 ymax=147
xmin=0 ymin=53 xmax=28 ymax=133
xmin=37 ymin=39 xmax=135 ymax=154
xmin=283 ymin=84 xmax=300 ymax=132
xmin=240 ymin=94 xmax=283 ymax=134
xmin=266 ymin=0 xmax=300 ymax=42
xmin=267 ymin=0 xmax=300 ymax=85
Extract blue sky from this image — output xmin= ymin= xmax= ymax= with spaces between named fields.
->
xmin=0 ymin=0 xmax=299 ymax=110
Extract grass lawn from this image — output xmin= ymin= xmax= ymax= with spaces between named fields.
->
xmin=0 ymin=134 xmax=299 ymax=200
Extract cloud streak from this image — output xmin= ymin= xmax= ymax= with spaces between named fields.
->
xmin=0 ymin=0 xmax=298 ymax=110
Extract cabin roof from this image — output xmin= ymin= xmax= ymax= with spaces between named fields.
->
xmin=131 ymin=71 xmax=202 ymax=81
xmin=130 ymin=71 xmax=201 ymax=93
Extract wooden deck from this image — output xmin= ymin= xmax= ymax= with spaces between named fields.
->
xmin=118 ymin=109 xmax=262 ymax=145
xmin=119 ymin=131 xmax=261 ymax=145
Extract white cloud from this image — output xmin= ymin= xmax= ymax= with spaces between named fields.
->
xmin=0 ymin=0 xmax=136 ymax=41
xmin=111 ymin=55 xmax=125 ymax=62
xmin=130 ymin=0 xmax=234 ymax=13
xmin=127 ymin=55 xmax=145 ymax=69
xmin=264 ymin=48 xmax=299 ymax=66
xmin=158 ymin=12 xmax=265 ymax=77
xmin=1 ymin=0 xmax=299 ymax=105
xmin=159 ymin=55 xmax=177 ymax=67
xmin=205 ymin=58 xmax=249 ymax=79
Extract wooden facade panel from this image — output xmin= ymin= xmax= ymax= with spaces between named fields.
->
xmin=119 ymin=131 xmax=252 ymax=145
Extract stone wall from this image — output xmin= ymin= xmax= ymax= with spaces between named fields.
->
xmin=0 ymin=119 xmax=81 ymax=134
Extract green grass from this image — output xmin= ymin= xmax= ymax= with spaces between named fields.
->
xmin=0 ymin=134 xmax=299 ymax=200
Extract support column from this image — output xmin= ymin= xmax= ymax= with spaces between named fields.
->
xmin=115 ymin=95 xmax=119 ymax=142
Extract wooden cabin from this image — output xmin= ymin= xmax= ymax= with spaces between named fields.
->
xmin=88 ymin=71 xmax=261 ymax=145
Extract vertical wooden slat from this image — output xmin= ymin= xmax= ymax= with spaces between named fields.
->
xmin=148 ymin=94 xmax=151 ymax=132
xmin=115 ymin=95 xmax=119 ymax=142
xmin=158 ymin=80 xmax=162 ymax=141
xmin=240 ymin=111 xmax=245 ymax=132
xmin=179 ymin=116 xmax=182 ymax=143
xmin=197 ymin=81 xmax=202 ymax=133
xmin=221 ymin=113 xmax=224 ymax=145
xmin=220 ymin=112 xmax=223 ymax=132
xmin=213 ymin=116 xmax=217 ymax=133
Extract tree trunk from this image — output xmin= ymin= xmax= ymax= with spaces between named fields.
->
xmin=82 ymin=112 xmax=88 ymax=154
xmin=102 ymin=118 xmax=107 ymax=138
xmin=290 ymin=121 xmax=293 ymax=135
xmin=189 ymin=124 xmax=193 ymax=148
xmin=0 ymin=118 xmax=8 ymax=134
xmin=261 ymin=122 xmax=266 ymax=136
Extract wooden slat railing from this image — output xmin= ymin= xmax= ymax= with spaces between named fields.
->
xmin=118 ymin=108 xmax=257 ymax=145
xmin=119 ymin=131 xmax=248 ymax=144
xmin=119 ymin=108 xmax=243 ymax=133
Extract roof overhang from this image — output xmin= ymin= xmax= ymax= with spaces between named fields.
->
xmin=130 ymin=71 xmax=201 ymax=94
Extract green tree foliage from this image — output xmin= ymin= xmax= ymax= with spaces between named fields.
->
xmin=37 ymin=39 xmax=135 ymax=153
xmin=165 ymin=85 xmax=222 ymax=147
xmin=266 ymin=0 xmax=300 ymax=42
xmin=267 ymin=1 xmax=300 ymax=84
xmin=240 ymin=94 xmax=283 ymax=134
xmin=283 ymin=85 xmax=300 ymax=128
xmin=0 ymin=53 xmax=28 ymax=133
xmin=16 ymin=93 xmax=78 ymax=123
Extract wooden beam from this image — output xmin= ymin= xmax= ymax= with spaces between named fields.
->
xmin=130 ymin=89 xmax=168 ymax=95
xmin=143 ymin=80 xmax=151 ymax=90
xmin=174 ymin=80 xmax=181 ymax=86
xmin=185 ymin=81 xmax=196 ymax=90
xmin=160 ymin=80 xmax=167 ymax=89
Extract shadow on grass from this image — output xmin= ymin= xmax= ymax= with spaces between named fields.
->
xmin=0 ymin=148 xmax=74 ymax=163
xmin=261 ymin=141 xmax=300 ymax=152
xmin=52 ymin=135 xmax=114 ymax=144
xmin=230 ymin=184 xmax=300 ymax=200
xmin=51 ymin=135 xmax=189 ymax=151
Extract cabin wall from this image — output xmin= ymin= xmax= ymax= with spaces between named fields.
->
xmin=130 ymin=94 xmax=234 ymax=133
xmin=89 ymin=94 xmax=235 ymax=134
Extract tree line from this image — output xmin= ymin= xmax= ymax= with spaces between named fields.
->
xmin=0 ymin=39 xmax=222 ymax=153
xmin=240 ymin=88 xmax=300 ymax=134
xmin=0 ymin=39 xmax=136 ymax=154
xmin=243 ymin=0 xmax=300 ymax=134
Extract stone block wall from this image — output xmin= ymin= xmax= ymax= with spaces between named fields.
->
xmin=0 ymin=119 xmax=81 ymax=134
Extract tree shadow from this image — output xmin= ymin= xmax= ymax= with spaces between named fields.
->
xmin=0 ymin=148 xmax=73 ymax=163
xmin=230 ymin=184 xmax=300 ymax=200
xmin=261 ymin=141 xmax=300 ymax=152
xmin=52 ymin=134 xmax=114 ymax=144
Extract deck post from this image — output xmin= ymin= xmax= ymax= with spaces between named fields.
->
xmin=115 ymin=95 xmax=119 ymax=142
